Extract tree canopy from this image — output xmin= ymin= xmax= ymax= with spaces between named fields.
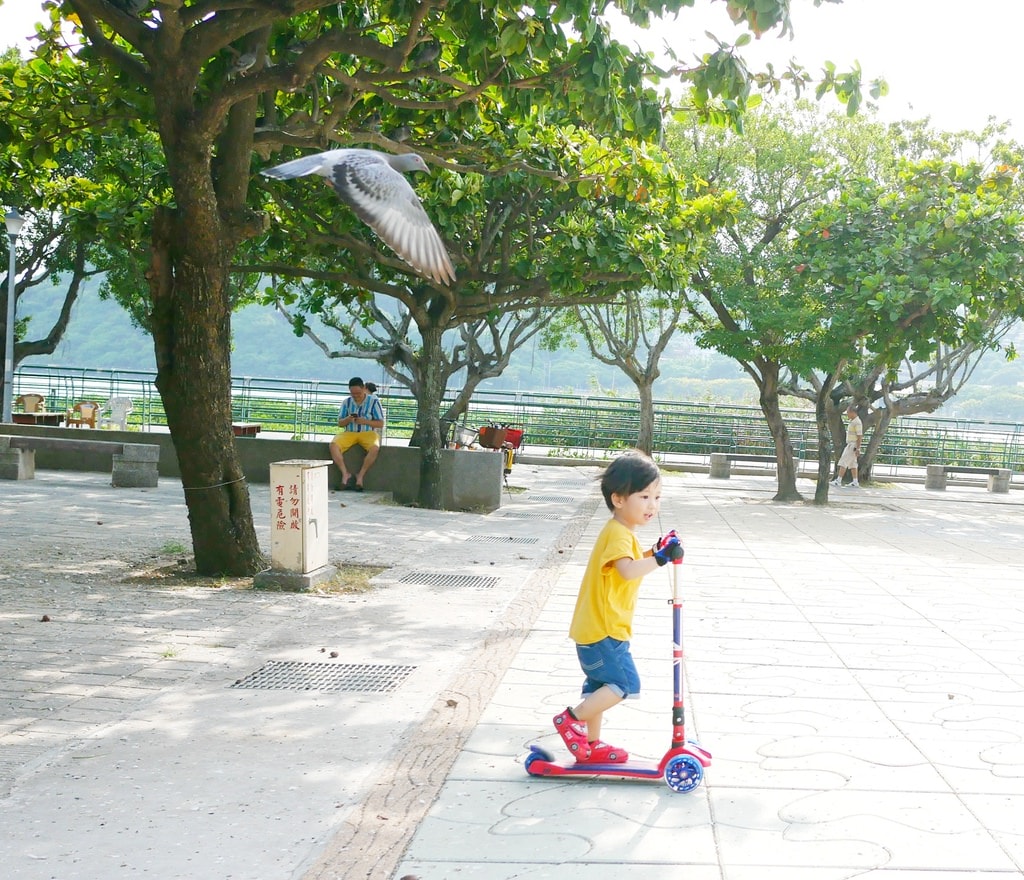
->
xmin=0 ymin=46 xmax=167 ymax=391
xmin=674 ymin=105 xmax=1024 ymax=500
xmin=7 ymin=0 xmax=870 ymax=570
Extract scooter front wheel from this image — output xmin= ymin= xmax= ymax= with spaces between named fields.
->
xmin=664 ymin=754 xmax=704 ymax=792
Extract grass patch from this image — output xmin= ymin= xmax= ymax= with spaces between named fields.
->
xmin=311 ymin=563 xmax=388 ymax=596
xmin=122 ymin=552 xmax=387 ymax=595
xmin=122 ymin=553 xmax=254 ymax=590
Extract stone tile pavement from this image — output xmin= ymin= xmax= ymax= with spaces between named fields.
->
xmin=395 ymin=477 xmax=1024 ymax=879
xmin=0 ymin=463 xmax=600 ymax=879
xmin=2 ymin=465 xmax=1023 ymax=879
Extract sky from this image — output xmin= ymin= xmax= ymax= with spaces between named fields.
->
xmin=0 ymin=0 xmax=1021 ymax=138
xmin=609 ymin=0 xmax=1024 ymax=138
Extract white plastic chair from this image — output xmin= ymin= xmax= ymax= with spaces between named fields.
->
xmin=100 ymin=396 xmax=133 ymax=430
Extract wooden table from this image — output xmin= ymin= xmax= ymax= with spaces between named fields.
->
xmin=12 ymin=412 xmax=65 ymax=426
xmin=232 ymin=422 xmax=262 ymax=437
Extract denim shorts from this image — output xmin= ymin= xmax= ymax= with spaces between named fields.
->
xmin=576 ymin=637 xmax=641 ymax=700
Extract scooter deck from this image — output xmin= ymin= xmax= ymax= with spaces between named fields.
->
xmin=525 ymin=745 xmax=665 ymax=780
xmin=525 ymin=742 xmax=711 ymax=784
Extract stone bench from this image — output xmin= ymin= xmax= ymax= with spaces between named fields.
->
xmin=709 ymin=452 xmax=777 ymax=479
xmin=925 ymin=464 xmax=1012 ymax=493
xmin=0 ymin=434 xmax=160 ymax=488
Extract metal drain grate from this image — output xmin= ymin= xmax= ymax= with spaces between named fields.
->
xmin=499 ymin=511 xmax=567 ymax=519
xmin=231 ymin=661 xmax=415 ymax=693
xmin=467 ymin=534 xmax=539 ymax=545
xmin=527 ymin=494 xmax=576 ymax=503
xmin=399 ymin=571 xmax=501 ymax=589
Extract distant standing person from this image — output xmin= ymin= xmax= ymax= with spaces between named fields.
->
xmin=831 ymin=404 xmax=863 ymax=488
xmin=330 ymin=377 xmax=385 ymax=491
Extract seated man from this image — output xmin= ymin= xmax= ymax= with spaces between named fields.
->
xmin=329 ymin=377 xmax=385 ymax=491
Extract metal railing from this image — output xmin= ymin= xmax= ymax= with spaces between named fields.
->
xmin=11 ymin=363 xmax=1024 ymax=472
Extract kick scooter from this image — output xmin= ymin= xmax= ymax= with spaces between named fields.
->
xmin=524 ymin=538 xmax=711 ymax=792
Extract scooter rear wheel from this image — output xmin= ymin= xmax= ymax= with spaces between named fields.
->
xmin=524 ymin=746 xmax=555 ymax=775
xmin=664 ymin=754 xmax=703 ymax=792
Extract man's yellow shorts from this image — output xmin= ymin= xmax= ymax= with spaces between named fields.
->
xmin=332 ymin=430 xmax=380 ymax=452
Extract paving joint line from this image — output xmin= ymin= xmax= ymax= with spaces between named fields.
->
xmin=301 ymin=493 xmax=601 ymax=880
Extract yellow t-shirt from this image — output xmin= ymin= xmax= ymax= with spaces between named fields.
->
xmin=846 ymin=415 xmax=863 ymax=445
xmin=569 ymin=518 xmax=644 ymax=645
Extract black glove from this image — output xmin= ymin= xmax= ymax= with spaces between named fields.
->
xmin=653 ymin=533 xmax=682 ymax=566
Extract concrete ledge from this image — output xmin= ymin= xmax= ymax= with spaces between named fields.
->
xmin=0 ymin=426 xmax=503 ymax=512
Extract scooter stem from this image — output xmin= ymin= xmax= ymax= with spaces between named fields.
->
xmin=671 ymin=545 xmax=685 ymax=748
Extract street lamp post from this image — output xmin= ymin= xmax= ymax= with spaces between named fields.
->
xmin=2 ymin=209 xmax=26 ymax=424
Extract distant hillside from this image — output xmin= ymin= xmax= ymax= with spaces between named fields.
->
xmin=17 ymin=279 xmax=755 ymax=399
xmin=16 ymin=278 xmax=1024 ymax=418
xmin=18 ymin=280 xmax=367 ymax=381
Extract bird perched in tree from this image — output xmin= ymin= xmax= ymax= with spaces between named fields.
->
xmin=227 ymin=50 xmax=258 ymax=78
xmin=409 ymin=39 xmax=441 ymax=69
xmin=262 ymin=149 xmax=455 ymax=285
xmin=390 ymin=124 xmax=412 ymax=144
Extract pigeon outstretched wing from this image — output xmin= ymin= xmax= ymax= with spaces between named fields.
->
xmin=262 ymin=149 xmax=456 ymax=285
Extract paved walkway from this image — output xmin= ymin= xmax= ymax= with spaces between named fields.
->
xmin=2 ymin=467 xmax=1023 ymax=879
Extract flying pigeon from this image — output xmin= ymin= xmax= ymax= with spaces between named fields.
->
xmin=261 ymin=149 xmax=456 ymax=285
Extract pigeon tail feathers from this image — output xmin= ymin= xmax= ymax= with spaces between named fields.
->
xmin=261 ymin=153 xmax=335 ymax=180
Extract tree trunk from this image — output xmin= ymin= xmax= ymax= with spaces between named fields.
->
xmin=441 ymin=375 xmax=485 ymax=425
xmin=813 ymin=371 xmax=841 ymax=504
xmin=149 ymin=206 xmax=263 ymax=575
xmin=416 ymin=325 xmax=445 ymax=509
xmin=636 ymin=381 xmax=655 ymax=455
xmin=827 ymin=405 xmax=847 ymax=461
xmin=859 ymin=406 xmax=891 ymax=483
xmin=758 ymin=363 xmax=802 ymax=501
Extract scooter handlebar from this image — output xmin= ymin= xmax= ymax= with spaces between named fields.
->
xmin=655 ymin=530 xmax=684 ymax=564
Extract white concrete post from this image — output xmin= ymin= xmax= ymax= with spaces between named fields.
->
xmin=255 ymin=459 xmax=336 ymax=591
